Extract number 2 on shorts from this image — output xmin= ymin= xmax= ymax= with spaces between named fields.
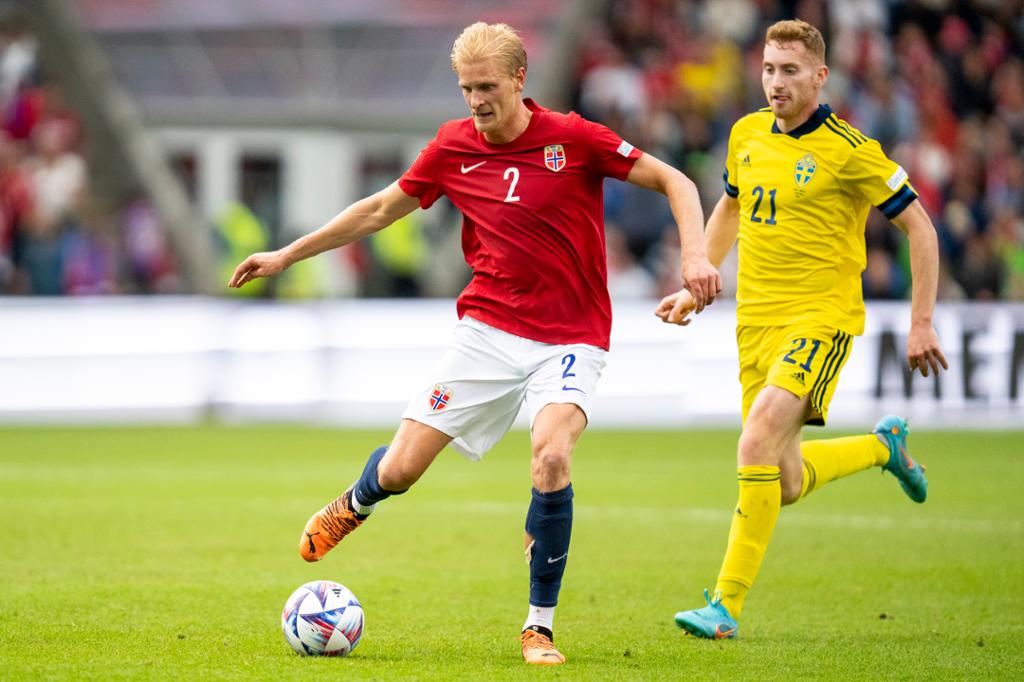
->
xmin=561 ymin=353 xmax=576 ymax=379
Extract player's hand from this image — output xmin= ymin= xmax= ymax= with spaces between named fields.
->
xmin=681 ymin=258 xmax=722 ymax=314
xmin=906 ymin=322 xmax=948 ymax=378
xmin=228 ymin=250 xmax=288 ymax=288
xmin=655 ymin=289 xmax=696 ymax=326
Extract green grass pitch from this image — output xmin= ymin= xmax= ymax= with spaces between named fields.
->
xmin=1 ymin=425 xmax=1022 ymax=680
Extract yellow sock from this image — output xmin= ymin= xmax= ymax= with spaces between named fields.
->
xmin=798 ymin=435 xmax=889 ymax=498
xmin=714 ymin=465 xmax=781 ymax=619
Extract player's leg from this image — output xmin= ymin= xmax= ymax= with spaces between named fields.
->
xmin=675 ymin=325 xmax=804 ymax=637
xmin=675 ymin=385 xmax=808 ymax=638
xmin=520 ymin=403 xmax=586 ymax=665
xmin=301 ymin=316 xmax=523 ymax=562
xmin=780 ymin=330 xmax=926 ymax=502
xmin=519 ymin=343 xmax=603 ymax=665
xmin=300 ymin=419 xmax=452 ymax=562
xmin=795 ymin=433 xmax=889 ymax=501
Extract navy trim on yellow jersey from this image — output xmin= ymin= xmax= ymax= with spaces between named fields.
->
xmin=771 ymin=104 xmax=832 ymax=139
xmin=822 ymin=117 xmax=861 ymax=148
xmin=878 ymin=183 xmax=918 ymax=219
xmin=830 ymin=115 xmax=867 ymax=144
xmin=723 ymin=171 xmax=739 ymax=198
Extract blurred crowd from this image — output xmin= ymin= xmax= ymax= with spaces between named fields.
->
xmin=3 ymin=4 xmax=1023 ymax=301
xmin=0 ymin=18 xmax=180 ymax=296
xmin=577 ymin=0 xmax=1024 ymax=301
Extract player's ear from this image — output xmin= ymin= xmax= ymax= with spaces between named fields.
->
xmin=513 ymin=66 xmax=526 ymax=92
xmin=816 ymin=63 xmax=829 ymax=89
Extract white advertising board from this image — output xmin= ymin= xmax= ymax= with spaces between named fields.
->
xmin=0 ymin=298 xmax=1020 ymax=429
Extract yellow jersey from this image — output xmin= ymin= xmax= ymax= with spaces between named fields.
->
xmin=724 ymin=104 xmax=917 ymax=336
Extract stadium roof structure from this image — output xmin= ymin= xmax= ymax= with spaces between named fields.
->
xmin=72 ymin=0 xmax=578 ymax=132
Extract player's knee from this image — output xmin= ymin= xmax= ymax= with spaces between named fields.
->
xmin=780 ymin=478 xmax=802 ymax=505
xmin=737 ymin=428 xmax=772 ymax=466
xmin=531 ymin=441 xmax=571 ymax=489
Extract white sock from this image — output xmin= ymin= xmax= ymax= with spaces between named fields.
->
xmin=349 ymin=487 xmax=376 ymax=515
xmin=523 ymin=605 xmax=555 ymax=633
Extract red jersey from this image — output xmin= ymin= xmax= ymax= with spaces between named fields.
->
xmin=399 ymin=99 xmax=642 ymax=350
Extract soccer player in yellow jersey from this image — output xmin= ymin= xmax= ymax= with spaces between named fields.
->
xmin=656 ymin=19 xmax=949 ymax=639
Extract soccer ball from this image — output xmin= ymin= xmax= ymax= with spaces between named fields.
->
xmin=281 ymin=580 xmax=364 ymax=657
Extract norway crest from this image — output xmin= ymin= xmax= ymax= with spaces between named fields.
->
xmin=429 ymin=383 xmax=453 ymax=411
xmin=794 ymin=154 xmax=816 ymax=186
xmin=544 ymin=144 xmax=566 ymax=172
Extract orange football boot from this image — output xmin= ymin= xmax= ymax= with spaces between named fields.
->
xmin=521 ymin=628 xmax=566 ymax=665
xmin=299 ymin=488 xmax=366 ymax=562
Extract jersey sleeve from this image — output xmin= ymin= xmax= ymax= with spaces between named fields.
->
xmin=398 ymin=135 xmax=444 ymax=209
xmin=841 ymin=139 xmax=918 ymax=220
xmin=723 ymin=122 xmax=740 ymax=198
xmin=575 ymin=117 xmax=642 ymax=180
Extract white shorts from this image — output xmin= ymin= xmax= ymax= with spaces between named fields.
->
xmin=402 ymin=316 xmax=607 ymax=461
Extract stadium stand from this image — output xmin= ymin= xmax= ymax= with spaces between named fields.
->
xmin=0 ymin=0 xmax=1021 ymax=301
xmin=576 ymin=0 xmax=1024 ymax=301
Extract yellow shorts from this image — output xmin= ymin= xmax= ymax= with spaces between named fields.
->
xmin=737 ymin=324 xmax=854 ymax=426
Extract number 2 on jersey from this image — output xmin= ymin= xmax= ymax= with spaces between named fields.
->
xmin=503 ymin=167 xmax=521 ymax=203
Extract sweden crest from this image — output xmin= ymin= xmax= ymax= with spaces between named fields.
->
xmin=794 ymin=154 xmax=816 ymax=186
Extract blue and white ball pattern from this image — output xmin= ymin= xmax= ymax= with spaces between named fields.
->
xmin=281 ymin=580 xmax=364 ymax=657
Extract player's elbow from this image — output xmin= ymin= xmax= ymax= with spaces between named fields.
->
xmin=361 ymin=195 xmax=397 ymax=234
xmin=892 ymin=200 xmax=936 ymax=238
xmin=668 ymin=169 xmax=698 ymax=197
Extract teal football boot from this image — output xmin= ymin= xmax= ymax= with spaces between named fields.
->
xmin=874 ymin=415 xmax=927 ymax=503
xmin=674 ymin=589 xmax=738 ymax=639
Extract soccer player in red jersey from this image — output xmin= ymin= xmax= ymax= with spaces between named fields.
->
xmin=229 ymin=22 xmax=721 ymax=664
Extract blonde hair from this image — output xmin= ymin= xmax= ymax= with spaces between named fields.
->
xmin=765 ymin=19 xmax=826 ymax=63
xmin=450 ymin=22 xmax=527 ymax=75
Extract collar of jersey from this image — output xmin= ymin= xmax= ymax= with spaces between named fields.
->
xmin=476 ymin=98 xmax=544 ymax=149
xmin=770 ymin=103 xmax=832 ymax=138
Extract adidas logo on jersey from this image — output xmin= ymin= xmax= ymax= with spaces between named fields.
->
xmin=741 ymin=154 xmax=751 ymax=167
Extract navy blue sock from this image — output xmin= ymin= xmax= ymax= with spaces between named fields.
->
xmin=525 ymin=484 xmax=574 ymax=607
xmin=353 ymin=446 xmax=407 ymax=507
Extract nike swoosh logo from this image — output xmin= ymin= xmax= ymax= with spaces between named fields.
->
xmin=561 ymin=386 xmax=585 ymax=394
xmin=714 ymin=625 xmax=736 ymax=638
xmin=546 ymin=553 xmax=567 ymax=564
xmin=460 ymin=161 xmax=486 ymax=174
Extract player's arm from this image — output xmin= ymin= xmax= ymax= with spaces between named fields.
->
xmin=890 ymin=199 xmax=949 ymax=377
xmin=655 ymin=192 xmax=739 ymax=325
xmin=626 ymin=153 xmax=722 ymax=313
xmin=228 ymin=181 xmax=420 ymax=288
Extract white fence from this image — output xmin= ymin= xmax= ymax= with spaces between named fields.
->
xmin=0 ymin=297 xmax=1021 ymax=429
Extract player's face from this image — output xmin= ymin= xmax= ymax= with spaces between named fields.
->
xmin=457 ymin=59 xmax=525 ymax=138
xmin=762 ymin=41 xmax=828 ymax=127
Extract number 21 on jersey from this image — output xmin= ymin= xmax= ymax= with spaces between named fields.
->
xmin=750 ymin=185 xmax=777 ymax=225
